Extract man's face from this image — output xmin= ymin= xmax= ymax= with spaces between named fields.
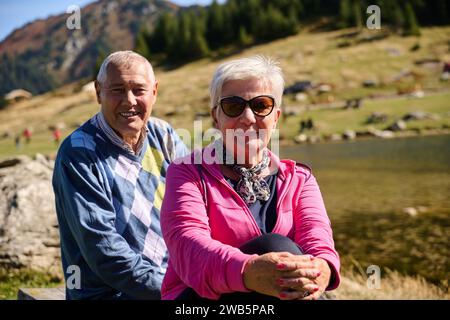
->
xmin=95 ymin=60 xmax=158 ymax=141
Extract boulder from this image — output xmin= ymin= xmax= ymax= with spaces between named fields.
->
xmin=372 ymin=130 xmax=395 ymax=139
xmin=402 ymin=111 xmax=439 ymax=122
xmin=0 ymin=155 xmax=61 ymax=278
xmin=330 ymin=133 xmax=343 ymax=141
xmin=366 ymin=112 xmax=388 ymax=124
xmin=343 ymin=130 xmax=356 ymax=140
xmin=403 ymin=207 xmax=418 ymax=217
xmin=307 ymin=135 xmax=322 ymax=144
xmin=294 ymin=134 xmax=308 ymax=144
xmin=386 ymin=120 xmax=407 ymax=132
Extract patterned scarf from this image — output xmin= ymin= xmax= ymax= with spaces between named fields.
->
xmin=223 ymin=146 xmax=271 ymax=205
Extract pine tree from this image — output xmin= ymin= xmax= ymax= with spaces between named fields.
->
xmin=189 ymin=13 xmax=210 ymax=60
xmin=392 ymin=2 xmax=405 ymax=31
xmin=166 ymin=15 xmax=180 ymax=62
xmin=177 ymin=12 xmax=192 ymax=61
xmin=93 ymin=49 xmax=107 ymax=81
xmin=224 ymin=0 xmax=240 ymax=42
xmin=135 ymin=27 xmax=151 ymax=59
xmin=339 ymin=0 xmax=352 ymax=28
xmin=239 ymin=0 xmax=261 ymax=36
xmin=404 ymin=2 xmax=421 ymax=36
xmin=206 ymin=0 xmax=225 ymax=49
xmin=238 ymin=26 xmax=252 ymax=46
xmin=149 ymin=13 xmax=169 ymax=54
xmin=352 ymin=0 xmax=363 ymax=29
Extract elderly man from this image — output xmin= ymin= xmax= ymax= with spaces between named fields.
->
xmin=52 ymin=51 xmax=188 ymax=299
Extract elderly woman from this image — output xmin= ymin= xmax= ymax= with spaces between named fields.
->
xmin=160 ymin=56 xmax=340 ymax=300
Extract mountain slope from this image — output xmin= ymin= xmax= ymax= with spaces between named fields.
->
xmin=0 ymin=0 xmax=179 ymax=95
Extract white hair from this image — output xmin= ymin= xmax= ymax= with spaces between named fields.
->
xmin=209 ymin=55 xmax=285 ymax=109
xmin=96 ymin=50 xmax=155 ymax=84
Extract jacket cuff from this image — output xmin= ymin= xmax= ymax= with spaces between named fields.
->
xmin=315 ymin=254 xmax=341 ymax=291
xmin=226 ymin=253 xmax=258 ymax=293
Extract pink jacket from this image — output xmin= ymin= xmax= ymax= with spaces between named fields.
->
xmin=160 ymin=146 xmax=340 ymax=300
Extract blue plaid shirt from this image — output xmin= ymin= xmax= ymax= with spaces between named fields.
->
xmin=52 ymin=114 xmax=188 ymax=299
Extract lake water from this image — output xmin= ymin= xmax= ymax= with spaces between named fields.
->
xmin=280 ymin=135 xmax=450 ymax=287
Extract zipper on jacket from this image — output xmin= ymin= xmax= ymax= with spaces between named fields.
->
xmin=212 ymin=171 xmax=263 ymax=237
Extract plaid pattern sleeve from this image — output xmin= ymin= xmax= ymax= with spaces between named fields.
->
xmin=52 ymin=115 xmax=189 ymax=300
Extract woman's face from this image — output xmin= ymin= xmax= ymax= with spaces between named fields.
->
xmin=211 ymin=78 xmax=281 ymax=165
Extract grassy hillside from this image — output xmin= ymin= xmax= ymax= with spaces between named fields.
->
xmin=0 ymin=27 xmax=449 ymax=299
xmin=1 ymin=26 xmax=450 ymax=159
xmin=1 ymin=26 xmax=449 ymax=160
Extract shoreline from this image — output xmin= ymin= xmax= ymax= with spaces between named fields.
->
xmin=278 ymin=128 xmax=450 ymax=147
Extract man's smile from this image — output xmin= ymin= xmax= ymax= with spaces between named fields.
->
xmin=119 ymin=111 xmax=141 ymax=119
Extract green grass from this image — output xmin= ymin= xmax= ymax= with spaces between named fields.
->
xmin=0 ymin=268 xmax=63 ymax=300
xmin=1 ymin=91 xmax=449 ymax=160
xmin=280 ymin=91 xmax=450 ymax=139
xmin=1 ymin=26 xmax=450 ymax=160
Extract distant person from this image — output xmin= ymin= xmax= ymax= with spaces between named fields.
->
xmin=161 ymin=56 xmax=340 ymax=300
xmin=15 ymin=135 xmax=21 ymax=150
xmin=23 ymin=128 xmax=32 ymax=143
xmin=299 ymin=120 xmax=306 ymax=133
xmin=52 ymin=128 xmax=62 ymax=145
xmin=52 ymin=51 xmax=189 ymax=299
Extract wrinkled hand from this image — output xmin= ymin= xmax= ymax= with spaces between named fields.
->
xmin=276 ymin=254 xmax=331 ymax=300
xmin=242 ymin=252 xmax=321 ymax=300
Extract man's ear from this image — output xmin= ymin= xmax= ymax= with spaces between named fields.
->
xmin=153 ymin=80 xmax=159 ymax=96
xmin=94 ymin=80 xmax=102 ymax=105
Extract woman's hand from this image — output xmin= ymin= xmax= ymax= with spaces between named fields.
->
xmin=276 ymin=255 xmax=331 ymax=300
xmin=242 ymin=252 xmax=321 ymax=299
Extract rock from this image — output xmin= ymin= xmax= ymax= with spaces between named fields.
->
xmin=366 ymin=112 xmax=388 ymax=124
xmin=355 ymin=130 xmax=373 ymax=138
xmin=295 ymin=93 xmax=308 ymax=102
xmin=343 ymin=130 xmax=356 ymax=140
xmin=330 ymin=133 xmax=342 ymax=141
xmin=81 ymin=81 xmax=96 ymax=93
xmin=48 ymin=122 xmax=66 ymax=131
xmin=362 ymin=79 xmax=378 ymax=88
xmin=318 ymin=84 xmax=332 ymax=93
xmin=1 ymin=131 xmax=12 ymax=139
xmin=385 ymin=47 xmax=401 ymax=56
xmin=408 ymin=90 xmax=425 ymax=98
xmin=441 ymin=72 xmax=450 ymax=81
xmin=373 ymin=130 xmax=395 ymax=139
xmin=294 ymin=134 xmax=308 ymax=144
xmin=307 ymin=135 xmax=321 ymax=143
xmin=194 ymin=111 xmax=210 ymax=120
xmin=403 ymin=207 xmax=418 ymax=217
xmin=417 ymin=206 xmax=428 ymax=213
xmin=0 ymin=155 xmax=31 ymax=169
xmin=0 ymin=155 xmax=61 ymax=277
xmin=284 ymin=81 xmax=312 ymax=95
xmin=386 ymin=120 xmax=407 ymax=132
xmin=402 ymin=111 xmax=438 ymax=121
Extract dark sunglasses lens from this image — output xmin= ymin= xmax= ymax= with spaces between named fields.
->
xmin=250 ymin=96 xmax=274 ymax=116
xmin=220 ymin=97 xmax=246 ymax=117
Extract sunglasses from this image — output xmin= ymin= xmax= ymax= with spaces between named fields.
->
xmin=218 ymin=95 xmax=275 ymax=117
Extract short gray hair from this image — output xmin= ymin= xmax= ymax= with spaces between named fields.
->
xmin=209 ymin=55 xmax=285 ymax=109
xmin=96 ymin=50 xmax=155 ymax=84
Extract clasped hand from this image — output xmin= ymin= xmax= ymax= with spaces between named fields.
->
xmin=243 ymin=252 xmax=331 ymax=300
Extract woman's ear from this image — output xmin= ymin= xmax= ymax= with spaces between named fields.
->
xmin=211 ymin=107 xmax=219 ymax=129
xmin=273 ymin=108 xmax=281 ymax=129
